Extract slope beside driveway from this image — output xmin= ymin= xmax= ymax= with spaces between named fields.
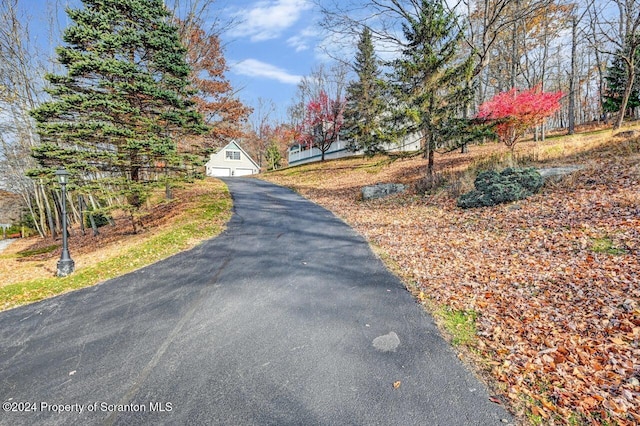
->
xmin=0 ymin=178 xmax=512 ymax=425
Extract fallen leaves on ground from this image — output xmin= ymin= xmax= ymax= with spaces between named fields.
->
xmin=262 ymin=135 xmax=640 ymax=425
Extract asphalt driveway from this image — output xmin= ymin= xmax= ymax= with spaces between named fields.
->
xmin=0 ymin=239 xmax=14 ymax=254
xmin=0 ymin=178 xmax=512 ymax=425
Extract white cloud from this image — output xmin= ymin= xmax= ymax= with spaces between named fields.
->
xmin=286 ymin=27 xmax=316 ymax=52
xmin=231 ymin=59 xmax=302 ymax=84
xmin=315 ymin=26 xmax=402 ymax=65
xmin=229 ymin=0 xmax=314 ymax=42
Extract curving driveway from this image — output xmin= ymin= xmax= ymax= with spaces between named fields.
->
xmin=0 ymin=239 xmax=15 ymax=254
xmin=0 ymin=178 xmax=512 ymax=425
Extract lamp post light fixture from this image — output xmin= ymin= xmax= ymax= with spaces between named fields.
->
xmin=55 ymin=168 xmax=75 ymax=277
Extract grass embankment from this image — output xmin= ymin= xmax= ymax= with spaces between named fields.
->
xmin=262 ymin=125 xmax=640 ymax=425
xmin=0 ymin=178 xmax=231 ymax=311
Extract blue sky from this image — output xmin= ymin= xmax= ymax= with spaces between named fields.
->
xmin=24 ymin=0 xmax=336 ymax=122
xmin=218 ymin=0 xmax=327 ymax=120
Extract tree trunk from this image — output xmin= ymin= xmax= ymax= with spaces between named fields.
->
xmin=461 ymin=88 xmax=470 ymax=154
xmin=130 ymin=211 xmax=138 ymax=234
xmin=427 ymin=147 xmax=434 ymax=176
xmin=89 ymin=213 xmax=99 ymax=236
xmin=42 ymin=185 xmax=57 ymax=239
xmin=68 ymin=191 xmax=81 ymax=225
xmin=165 ymin=180 xmax=173 ymax=200
xmin=426 ymin=132 xmax=435 ymax=176
xmin=615 ymin=64 xmax=635 ymax=130
xmin=84 ymin=195 xmax=100 ymax=236
xmin=52 ymin=189 xmax=65 ymax=237
xmin=568 ymin=16 xmax=577 ymax=135
xmin=24 ymin=194 xmax=43 ymax=238
xmin=510 ymin=0 xmax=521 ymax=89
xmin=78 ymin=195 xmax=86 ymax=236
xmin=21 ymin=183 xmax=44 ymax=237
xmin=421 ymin=130 xmax=428 ymax=159
xmin=31 ymin=183 xmax=46 ymax=237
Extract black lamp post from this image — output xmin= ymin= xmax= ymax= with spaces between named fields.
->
xmin=55 ymin=168 xmax=75 ymax=277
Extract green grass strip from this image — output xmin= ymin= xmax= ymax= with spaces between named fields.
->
xmin=436 ymin=306 xmax=478 ymax=346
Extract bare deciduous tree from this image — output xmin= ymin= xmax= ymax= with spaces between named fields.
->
xmin=0 ymin=0 xmax=50 ymax=237
xmin=589 ymin=0 xmax=640 ymax=129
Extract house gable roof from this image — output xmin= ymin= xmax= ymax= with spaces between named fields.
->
xmin=217 ymin=140 xmax=260 ymax=170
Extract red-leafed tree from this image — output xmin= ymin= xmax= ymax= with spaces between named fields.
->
xmin=477 ymin=85 xmax=563 ymax=152
xmin=297 ymin=90 xmax=345 ymax=161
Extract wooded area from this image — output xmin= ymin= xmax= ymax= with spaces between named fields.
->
xmin=1 ymin=0 xmax=639 ymax=240
xmin=292 ymin=0 xmax=640 ymax=165
xmin=0 ymin=0 xmax=250 ymax=237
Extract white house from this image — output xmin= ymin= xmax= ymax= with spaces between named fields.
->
xmin=288 ymin=134 xmax=422 ymax=166
xmin=205 ymin=141 xmax=260 ymax=177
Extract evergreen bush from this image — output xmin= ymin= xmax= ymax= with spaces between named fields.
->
xmin=457 ymin=167 xmax=543 ymax=208
xmin=85 ymin=210 xmax=111 ymax=229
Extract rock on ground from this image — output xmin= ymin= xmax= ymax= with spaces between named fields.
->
xmin=361 ymin=183 xmax=406 ymax=200
xmin=537 ymin=165 xmax=586 ymax=181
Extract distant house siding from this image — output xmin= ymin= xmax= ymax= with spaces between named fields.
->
xmin=288 ymin=135 xmax=421 ymax=166
xmin=288 ymin=140 xmax=351 ymax=166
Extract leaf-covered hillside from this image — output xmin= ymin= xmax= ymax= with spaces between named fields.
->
xmin=261 ymin=130 xmax=640 ymax=425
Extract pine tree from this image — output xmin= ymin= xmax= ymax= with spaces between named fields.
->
xmin=603 ymin=51 xmax=640 ymax=116
xmin=388 ymin=0 xmax=474 ymax=175
xmin=30 ymin=0 xmax=206 ymax=228
xmin=264 ymin=142 xmax=282 ymax=171
xmin=342 ymin=27 xmax=386 ymax=155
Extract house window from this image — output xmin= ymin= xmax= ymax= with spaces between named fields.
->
xmin=225 ymin=150 xmax=241 ymax=160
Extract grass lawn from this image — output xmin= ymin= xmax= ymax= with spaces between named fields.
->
xmin=261 ymin=125 xmax=640 ymax=425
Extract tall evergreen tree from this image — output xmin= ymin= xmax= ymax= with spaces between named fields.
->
xmin=387 ymin=0 xmax=474 ymax=175
xmin=30 ymin=0 xmax=206 ymax=227
xmin=342 ymin=27 xmax=386 ymax=155
xmin=603 ymin=49 xmax=640 ymax=117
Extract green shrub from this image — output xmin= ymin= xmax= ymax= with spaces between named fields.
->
xmin=499 ymin=167 xmax=544 ymax=193
xmin=457 ymin=167 xmax=543 ymax=208
xmin=85 ymin=211 xmax=111 ymax=228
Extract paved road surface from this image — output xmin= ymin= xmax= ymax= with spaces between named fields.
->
xmin=0 ymin=178 xmax=512 ymax=425
xmin=0 ymin=239 xmax=14 ymax=254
